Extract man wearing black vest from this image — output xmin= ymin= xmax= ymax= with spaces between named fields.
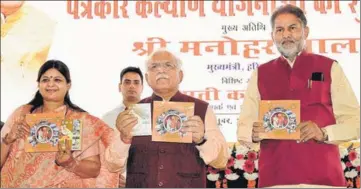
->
xmin=105 ymin=48 xmax=228 ymax=187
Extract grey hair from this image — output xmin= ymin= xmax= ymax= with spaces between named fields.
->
xmin=271 ymin=4 xmax=307 ymax=29
xmin=145 ymin=48 xmax=183 ymax=71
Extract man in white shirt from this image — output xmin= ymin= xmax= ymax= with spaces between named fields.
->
xmin=102 ymin=66 xmax=144 ymax=187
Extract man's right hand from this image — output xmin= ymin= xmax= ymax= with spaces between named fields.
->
xmin=115 ymin=109 xmax=138 ymax=144
xmin=252 ymin=122 xmax=265 ymax=142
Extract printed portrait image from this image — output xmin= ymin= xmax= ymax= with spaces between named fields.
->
xmin=36 ymin=125 xmax=53 ymax=143
xmin=164 ymin=114 xmax=182 ymax=133
xmin=270 ymin=112 xmax=289 ymax=129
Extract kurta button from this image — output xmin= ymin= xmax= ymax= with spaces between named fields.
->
xmin=160 ymin=149 xmax=165 ymax=153
xmin=158 ymin=182 xmax=163 ymax=186
xmin=290 ymin=89 xmax=294 ymax=91
xmin=159 ymin=165 xmax=164 ymax=169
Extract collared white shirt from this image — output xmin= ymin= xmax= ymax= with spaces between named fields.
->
xmin=102 ymin=103 xmax=126 ymax=129
xmin=281 ymin=50 xmax=303 ymax=68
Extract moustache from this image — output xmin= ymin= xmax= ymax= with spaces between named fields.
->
xmin=281 ymin=39 xmax=295 ymax=44
xmin=156 ymin=74 xmax=169 ymax=80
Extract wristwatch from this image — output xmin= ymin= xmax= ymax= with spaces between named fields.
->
xmin=196 ymin=138 xmax=207 ymax=146
xmin=320 ymin=128 xmax=329 ymax=142
xmin=55 ymin=154 xmax=75 ymax=167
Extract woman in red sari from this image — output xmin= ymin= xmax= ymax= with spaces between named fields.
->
xmin=0 ymin=60 xmax=119 ymax=187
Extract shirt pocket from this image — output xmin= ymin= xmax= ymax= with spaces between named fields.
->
xmin=306 ymin=81 xmax=331 ymax=105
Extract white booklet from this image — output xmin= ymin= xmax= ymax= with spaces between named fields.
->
xmin=129 ymin=103 xmax=151 ymax=136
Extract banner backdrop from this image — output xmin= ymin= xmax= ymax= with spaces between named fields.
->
xmin=1 ymin=0 xmax=360 ymax=142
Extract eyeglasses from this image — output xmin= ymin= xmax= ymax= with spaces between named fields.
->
xmin=147 ymin=62 xmax=177 ymax=72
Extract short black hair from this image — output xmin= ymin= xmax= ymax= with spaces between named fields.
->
xmin=120 ymin=67 xmax=143 ymax=84
xmin=271 ymin=4 xmax=307 ymax=29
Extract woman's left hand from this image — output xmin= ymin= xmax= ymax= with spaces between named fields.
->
xmin=55 ymin=139 xmax=74 ymax=167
